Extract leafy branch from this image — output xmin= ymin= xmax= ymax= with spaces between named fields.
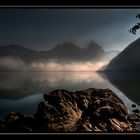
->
xmin=128 ymin=14 xmax=140 ymax=34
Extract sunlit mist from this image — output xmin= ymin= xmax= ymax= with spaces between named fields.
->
xmin=31 ymin=61 xmax=107 ymax=72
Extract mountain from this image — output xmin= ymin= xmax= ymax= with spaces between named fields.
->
xmin=105 ymin=38 xmax=140 ymax=72
xmin=84 ymin=41 xmax=105 ymax=60
xmin=0 ymin=41 xmax=106 ymax=63
xmin=0 ymin=44 xmax=40 ymax=63
xmin=42 ymin=41 xmax=106 ymax=62
xmin=42 ymin=42 xmax=84 ymax=62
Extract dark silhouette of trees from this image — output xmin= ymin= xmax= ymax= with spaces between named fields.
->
xmin=129 ymin=13 xmax=140 ymax=34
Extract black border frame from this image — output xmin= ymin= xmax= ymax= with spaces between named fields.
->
xmin=0 ymin=1 xmax=140 ymax=139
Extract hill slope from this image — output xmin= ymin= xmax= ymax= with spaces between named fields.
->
xmin=105 ymin=38 xmax=140 ymax=72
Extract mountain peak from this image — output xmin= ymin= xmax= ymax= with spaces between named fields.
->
xmin=87 ymin=40 xmax=99 ymax=47
xmin=54 ymin=42 xmax=82 ymax=51
xmin=84 ymin=41 xmax=105 ymax=58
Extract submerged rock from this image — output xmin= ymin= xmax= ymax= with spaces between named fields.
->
xmin=0 ymin=88 xmax=139 ymax=132
xmin=132 ymin=104 xmax=136 ymax=108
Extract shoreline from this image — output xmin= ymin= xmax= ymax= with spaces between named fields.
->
xmin=0 ymin=88 xmax=140 ymax=133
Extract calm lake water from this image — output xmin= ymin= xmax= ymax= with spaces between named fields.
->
xmin=0 ymin=72 xmax=140 ymax=118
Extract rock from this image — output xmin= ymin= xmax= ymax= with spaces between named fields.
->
xmin=133 ymin=109 xmax=140 ymax=114
xmin=0 ymin=88 xmax=139 ymax=132
xmin=132 ymin=104 xmax=136 ymax=108
xmin=0 ymin=112 xmax=34 ymax=132
xmin=35 ymin=88 xmax=139 ymax=132
xmin=127 ymin=113 xmax=140 ymax=122
xmin=18 ymin=125 xmax=32 ymax=132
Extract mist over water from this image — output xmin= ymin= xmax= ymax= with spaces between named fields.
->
xmin=0 ymin=57 xmax=27 ymax=71
xmin=0 ymin=53 xmax=118 ymax=72
xmin=31 ymin=61 xmax=107 ymax=71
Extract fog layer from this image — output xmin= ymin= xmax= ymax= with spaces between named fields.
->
xmin=0 ymin=55 xmax=119 ymax=72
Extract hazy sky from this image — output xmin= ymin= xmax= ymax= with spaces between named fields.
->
xmin=0 ymin=8 xmax=140 ymax=51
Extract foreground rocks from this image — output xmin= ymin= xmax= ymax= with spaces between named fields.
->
xmin=0 ymin=88 xmax=140 ymax=133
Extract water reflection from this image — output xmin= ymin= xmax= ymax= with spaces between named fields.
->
xmin=0 ymin=72 xmax=105 ymax=100
xmin=0 ymin=72 xmax=138 ymax=118
xmin=104 ymin=72 xmax=140 ymax=106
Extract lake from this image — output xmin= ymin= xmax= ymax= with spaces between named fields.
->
xmin=0 ymin=71 xmax=140 ymax=118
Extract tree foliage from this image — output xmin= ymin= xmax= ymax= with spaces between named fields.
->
xmin=129 ymin=13 xmax=140 ymax=34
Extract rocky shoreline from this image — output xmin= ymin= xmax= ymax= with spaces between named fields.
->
xmin=0 ymin=88 xmax=140 ymax=133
